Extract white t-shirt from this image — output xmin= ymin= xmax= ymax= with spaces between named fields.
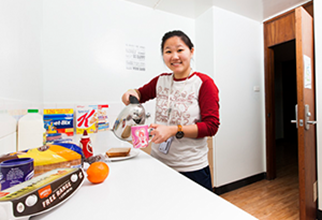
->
xmin=138 ymin=72 xmax=219 ymax=172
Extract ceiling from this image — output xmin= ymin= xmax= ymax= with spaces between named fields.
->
xmin=124 ymin=0 xmax=311 ymax=21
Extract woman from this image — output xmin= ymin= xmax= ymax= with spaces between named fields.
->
xmin=122 ymin=30 xmax=220 ymax=191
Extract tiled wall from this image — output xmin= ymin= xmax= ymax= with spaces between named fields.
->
xmin=0 ymin=112 xmax=16 ymax=155
xmin=0 ymin=98 xmax=44 ymax=155
xmin=0 ymin=98 xmax=156 ymax=155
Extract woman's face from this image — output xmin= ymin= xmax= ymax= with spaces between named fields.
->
xmin=162 ymin=36 xmax=194 ymax=77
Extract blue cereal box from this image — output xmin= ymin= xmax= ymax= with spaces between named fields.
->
xmin=43 ymin=109 xmax=74 ymax=142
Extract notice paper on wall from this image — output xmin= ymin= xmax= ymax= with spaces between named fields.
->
xmin=304 ymin=54 xmax=312 ymax=89
xmin=125 ymin=44 xmax=145 ymax=71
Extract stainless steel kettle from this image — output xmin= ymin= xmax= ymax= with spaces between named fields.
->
xmin=112 ymin=95 xmax=150 ymax=141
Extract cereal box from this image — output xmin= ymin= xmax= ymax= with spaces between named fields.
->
xmin=97 ymin=104 xmax=109 ymax=131
xmin=43 ymin=109 xmax=74 ymax=143
xmin=76 ymin=105 xmax=98 ymax=134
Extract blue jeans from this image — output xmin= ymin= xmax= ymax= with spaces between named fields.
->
xmin=180 ymin=166 xmax=213 ymax=191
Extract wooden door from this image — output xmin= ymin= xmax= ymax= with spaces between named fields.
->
xmin=264 ymin=1 xmax=313 ymax=180
xmin=295 ymin=6 xmax=317 ymax=220
xmin=264 ymin=2 xmax=316 ymax=219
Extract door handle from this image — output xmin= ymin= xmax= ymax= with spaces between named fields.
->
xmin=305 ymin=104 xmax=317 ymax=130
xmin=291 ymin=104 xmax=298 ymax=128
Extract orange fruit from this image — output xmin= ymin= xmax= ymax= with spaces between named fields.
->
xmin=86 ymin=161 xmax=109 ymax=184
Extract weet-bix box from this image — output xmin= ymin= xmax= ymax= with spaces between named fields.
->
xmin=43 ymin=109 xmax=74 ymax=143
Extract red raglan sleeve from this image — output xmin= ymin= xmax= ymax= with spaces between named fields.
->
xmin=196 ymin=75 xmax=220 ymax=138
xmin=137 ymin=75 xmax=159 ymax=103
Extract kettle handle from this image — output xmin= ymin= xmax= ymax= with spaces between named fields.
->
xmin=129 ymin=95 xmax=140 ymax=104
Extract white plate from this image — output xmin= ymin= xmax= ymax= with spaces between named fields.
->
xmin=106 ymin=148 xmax=140 ymax=161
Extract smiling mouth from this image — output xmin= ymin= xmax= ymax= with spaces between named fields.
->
xmin=171 ymin=62 xmax=182 ymax=66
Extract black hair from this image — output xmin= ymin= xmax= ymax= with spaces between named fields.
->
xmin=161 ymin=30 xmax=194 ymax=53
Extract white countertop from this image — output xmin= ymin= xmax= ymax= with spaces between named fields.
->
xmin=31 ymin=131 xmax=257 ymax=220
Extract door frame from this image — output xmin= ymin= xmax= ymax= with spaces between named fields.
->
xmin=264 ymin=0 xmax=314 ymax=177
xmin=263 ymin=1 xmax=316 ymax=219
xmin=264 ymin=6 xmax=302 ymax=180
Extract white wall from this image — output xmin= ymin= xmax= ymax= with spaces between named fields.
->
xmin=313 ymin=0 xmax=322 ymax=211
xmin=0 ymin=0 xmax=43 ymax=154
xmin=0 ymin=0 xmax=43 ymax=111
xmin=41 ymin=0 xmax=195 ymax=125
xmin=195 ymin=8 xmax=219 ymax=185
xmin=195 ymin=8 xmax=215 ymax=76
xmin=0 ymin=0 xmax=291 ymax=193
xmin=196 ymin=7 xmax=265 ymax=187
xmin=41 ymin=0 xmax=266 ymax=188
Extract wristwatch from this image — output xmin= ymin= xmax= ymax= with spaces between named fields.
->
xmin=175 ymin=125 xmax=184 ymax=139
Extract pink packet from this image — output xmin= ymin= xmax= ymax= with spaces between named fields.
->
xmin=131 ymin=125 xmax=150 ymax=148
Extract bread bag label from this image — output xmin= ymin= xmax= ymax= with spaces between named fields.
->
xmin=0 ymin=143 xmax=82 ymax=177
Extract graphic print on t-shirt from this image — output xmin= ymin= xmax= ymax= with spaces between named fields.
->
xmin=155 ymin=86 xmax=194 ymax=125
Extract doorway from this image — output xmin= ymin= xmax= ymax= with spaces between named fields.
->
xmin=264 ymin=3 xmax=317 ymax=219
xmin=273 ymin=41 xmax=299 ymax=210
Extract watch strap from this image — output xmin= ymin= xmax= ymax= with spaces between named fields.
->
xmin=175 ymin=125 xmax=184 ymax=139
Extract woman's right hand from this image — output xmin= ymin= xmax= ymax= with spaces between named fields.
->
xmin=149 ymin=124 xmax=176 ymax=144
xmin=122 ymin=89 xmax=140 ymax=105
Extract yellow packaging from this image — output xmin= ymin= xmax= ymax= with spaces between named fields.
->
xmin=0 ymin=143 xmax=82 ymax=177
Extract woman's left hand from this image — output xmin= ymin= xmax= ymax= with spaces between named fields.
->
xmin=149 ymin=124 xmax=176 ymax=144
